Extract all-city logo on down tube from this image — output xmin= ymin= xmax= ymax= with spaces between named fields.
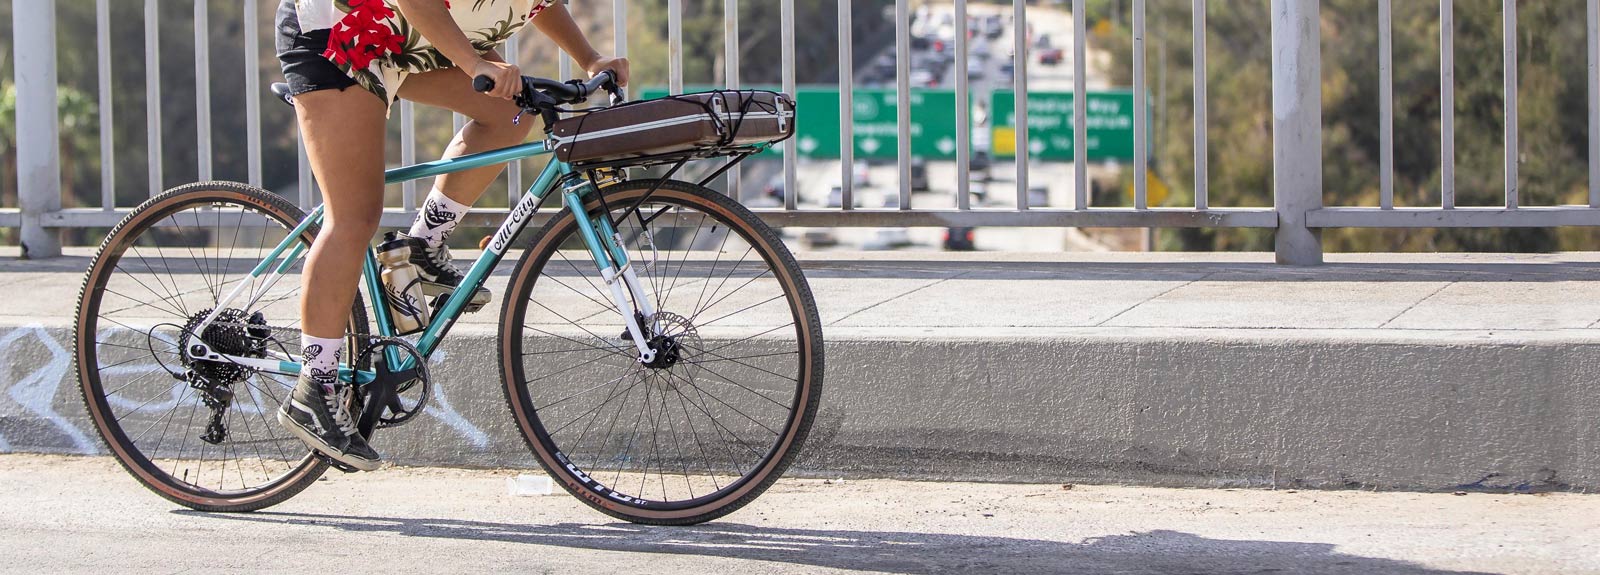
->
xmin=490 ymin=193 xmax=542 ymax=254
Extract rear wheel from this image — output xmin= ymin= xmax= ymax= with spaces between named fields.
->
xmin=74 ymin=182 xmax=369 ymax=512
xmin=500 ymin=179 xmax=824 ymax=525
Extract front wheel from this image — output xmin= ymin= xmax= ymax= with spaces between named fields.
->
xmin=499 ymin=179 xmax=824 ymax=525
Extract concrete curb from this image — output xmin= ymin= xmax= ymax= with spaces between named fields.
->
xmin=3 ymin=322 xmax=1595 ymax=491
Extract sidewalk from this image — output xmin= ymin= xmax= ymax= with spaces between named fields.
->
xmin=2 ymin=249 xmax=1598 ymax=490
xmin=6 ymin=249 xmax=1600 ymax=336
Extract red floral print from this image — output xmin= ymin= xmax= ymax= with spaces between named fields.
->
xmin=324 ymin=0 xmax=405 ymax=70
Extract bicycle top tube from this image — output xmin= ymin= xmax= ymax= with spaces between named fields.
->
xmin=384 ymin=140 xmax=554 ymax=186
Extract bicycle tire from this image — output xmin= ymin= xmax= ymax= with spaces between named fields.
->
xmin=499 ymin=179 xmax=824 ymax=525
xmin=74 ymin=182 xmax=369 ymax=512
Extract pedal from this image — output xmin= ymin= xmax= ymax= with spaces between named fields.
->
xmin=318 ymin=453 xmax=363 ymax=474
xmin=428 ymin=288 xmax=489 ymax=315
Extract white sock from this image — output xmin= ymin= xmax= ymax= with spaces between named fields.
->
xmin=300 ymin=334 xmax=344 ymax=392
xmin=409 ymin=189 xmax=471 ymax=247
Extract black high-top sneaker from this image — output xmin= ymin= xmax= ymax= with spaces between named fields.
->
xmin=277 ymin=373 xmax=382 ymax=471
xmin=391 ymin=232 xmax=491 ymax=311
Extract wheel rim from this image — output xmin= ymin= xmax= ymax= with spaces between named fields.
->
xmin=508 ymin=185 xmax=815 ymax=513
xmin=78 ymin=190 xmax=333 ymax=502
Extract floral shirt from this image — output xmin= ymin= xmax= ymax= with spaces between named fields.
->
xmin=295 ymin=0 xmax=557 ymax=106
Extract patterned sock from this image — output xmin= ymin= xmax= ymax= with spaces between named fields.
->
xmin=300 ymin=334 xmax=344 ymax=393
xmin=408 ymin=189 xmax=471 ymax=247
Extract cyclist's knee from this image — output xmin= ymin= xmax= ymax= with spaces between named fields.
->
xmin=322 ymin=212 xmax=382 ymax=240
xmin=468 ymin=108 xmax=533 ymax=139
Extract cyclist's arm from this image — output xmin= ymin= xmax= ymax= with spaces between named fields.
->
xmin=394 ymin=0 xmax=521 ymax=98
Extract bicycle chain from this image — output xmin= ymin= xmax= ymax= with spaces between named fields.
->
xmin=199 ymin=319 xmax=409 ymax=363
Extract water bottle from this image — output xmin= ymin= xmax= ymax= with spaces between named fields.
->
xmin=376 ymin=232 xmax=430 ymax=335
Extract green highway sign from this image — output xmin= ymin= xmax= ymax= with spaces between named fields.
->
xmin=990 ymin=90 xmax=1144 ymax=161
xmin=637 ymin=87 xmax=1141 ymax=162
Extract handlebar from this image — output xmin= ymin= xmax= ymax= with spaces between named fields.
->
xmin=473 ymin=70 xmax=625 ymax=107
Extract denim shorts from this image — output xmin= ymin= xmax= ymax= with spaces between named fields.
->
xmin=274 ymin=0 xmax=360 ymax=97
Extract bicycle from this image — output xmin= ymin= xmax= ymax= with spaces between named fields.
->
xmin=72 ymin=71 xmax=823 ymax=525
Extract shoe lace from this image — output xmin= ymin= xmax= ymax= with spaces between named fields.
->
xmin=422 ymin=243 xmax=462 ymax=278
xmin=323 ymin=387 xmax=357 ymax=436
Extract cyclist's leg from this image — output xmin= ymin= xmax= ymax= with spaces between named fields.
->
xmin=294 ymin=88 xmax=388 ymax=341
xmin=279 ymin=85 xmax=387 ymax=470
xmin=396 ymin=50 xmax=534 ymax=210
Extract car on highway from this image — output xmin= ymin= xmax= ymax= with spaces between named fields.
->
xmin=971 ymin=150 xmax=993 ymax=179
xmin=910 ymin=158 xmax=930 ymax=192
xmin=802 ymin=229 xmax=839 ymax=249
xmin=910 ymin=68 xmax=938 ymax=87
xmin=943 ymin=227 xmax=976 ymax=251
xmin=1039 ymin=47 xmax=1065 ymax=66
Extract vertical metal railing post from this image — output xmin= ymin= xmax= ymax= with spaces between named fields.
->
xmin=1132 ymin=0 xmax=1147 ymax=209
xmin=1192 ymin=0 xmax=1207 ymax=210
xmin=781 ymin=0 xmax=798 ymax=211
xmin=245 ymin=0 xmax=263 ymax=188
xmin=838 ymin=0 xmax=854 ymax=210
xmin=955 ymin=0 xmax=971 ymax=210
xmin=1503 ymin=0 xmax=1518 ymax=209
xmin=1013 ymin=0 xmax=1030 ymax=209
xmin=146 ymin=0 xmax=164 ymax=198
xmin=1588 ymin=0 xmax=1599 ymax=207
xmin=669 ymin=0 xmax=683 ymax=94
xmin=401 ymin=101 xmax=418 ymax=210
xmin=1271 ymin=0 xmax=1323 ymax=265
xmin=194 ymin=0 xmax=213 ymax=182
xmin=1378 ymin=0 xmax=1394 ymax=209
xmin=895 ymin=0 xmax=912 ymax=210
xmin=1073 ymin=0 xmax=1088 ymax=210
xmin=505 ymin=34 xmax=521 ymax=205
xmin=1441 ymin=0 xmax=1455 ymax=209
xmin=14 ymin=0 xmax=62 ymax=258
xmin=725 ymin=0 xmax=742 ymax=200
xmin=614 ymin=0 xmax=628 ymax=57
xmin=97 ymin=0 xmax=115 ymax=209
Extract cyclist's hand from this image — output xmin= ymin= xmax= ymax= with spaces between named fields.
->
xmin=472 ymin=59 xmax=523 ymax=100
xmin=585 ymin=56 xmax=630 ymax=87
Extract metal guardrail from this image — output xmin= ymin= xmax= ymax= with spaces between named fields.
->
xmin=7 ymin=0 xmax=1600 ymax=265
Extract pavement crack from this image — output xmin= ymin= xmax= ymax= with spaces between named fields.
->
xmin=827 ymin=271 xmax=971 ymax=326
xmin=1092 ymin=272 xmax=1213 ymax=327
xmin=1377 ymin=278 xmax=1458 ymax=329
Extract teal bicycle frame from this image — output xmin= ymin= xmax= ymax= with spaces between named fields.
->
xmin=188 ymin=140 xmax=653 ymax=385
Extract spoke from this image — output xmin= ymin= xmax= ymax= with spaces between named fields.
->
xmin=672 ymin=385 xmax=723 ymax=491
xmin=672 ymin=374 xmax=769 ymax=459
xmin=546 ymin=370 xmax=646 ymax=437
xmin=129 ymin=385 xmax=195 ymax=446
xmin=674 ymin=354 xmax=793 ymax=409
xmin=112 ymin=376 xmax=185 ymax=423
xmin=548 ymin=252 xmax=621 ymax=314
xmin=696 ymin=321 xmax=797 ymax=358
xmin=660 ymin=212 xmax=708 ymax=310
xmin=690 ymin=291 xmax=784 ymax=330
xmin=535 ymin=364 xmax=640 ymax=411
xmin=692 ymin=251 xmax=764 ymax=324
xmin=663 ymin=368 xmax=782 ymax=437
xmin=127 ymin=243 xmax=191 ymax=318
xmin=526 ymin=300 xmax=639 ymax=361
xmin=680 ymin=343 xmax=799 ymax=388
xmin=522 ymin=324 xmax=634 ymax=362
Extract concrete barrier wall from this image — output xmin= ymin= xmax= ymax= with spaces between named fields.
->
xmin=3 ymin=323 xmax=1596 ymax=491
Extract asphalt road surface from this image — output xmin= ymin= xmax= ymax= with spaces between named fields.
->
xmin=2 ymin=454 xmax=1595 ymax=574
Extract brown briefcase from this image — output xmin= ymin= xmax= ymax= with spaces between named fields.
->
xmin=550 ymin=90 xmax=796 ymax=166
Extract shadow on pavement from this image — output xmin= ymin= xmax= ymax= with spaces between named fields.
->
xmin=183 ymin=511 xmax=1494 ymax=575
